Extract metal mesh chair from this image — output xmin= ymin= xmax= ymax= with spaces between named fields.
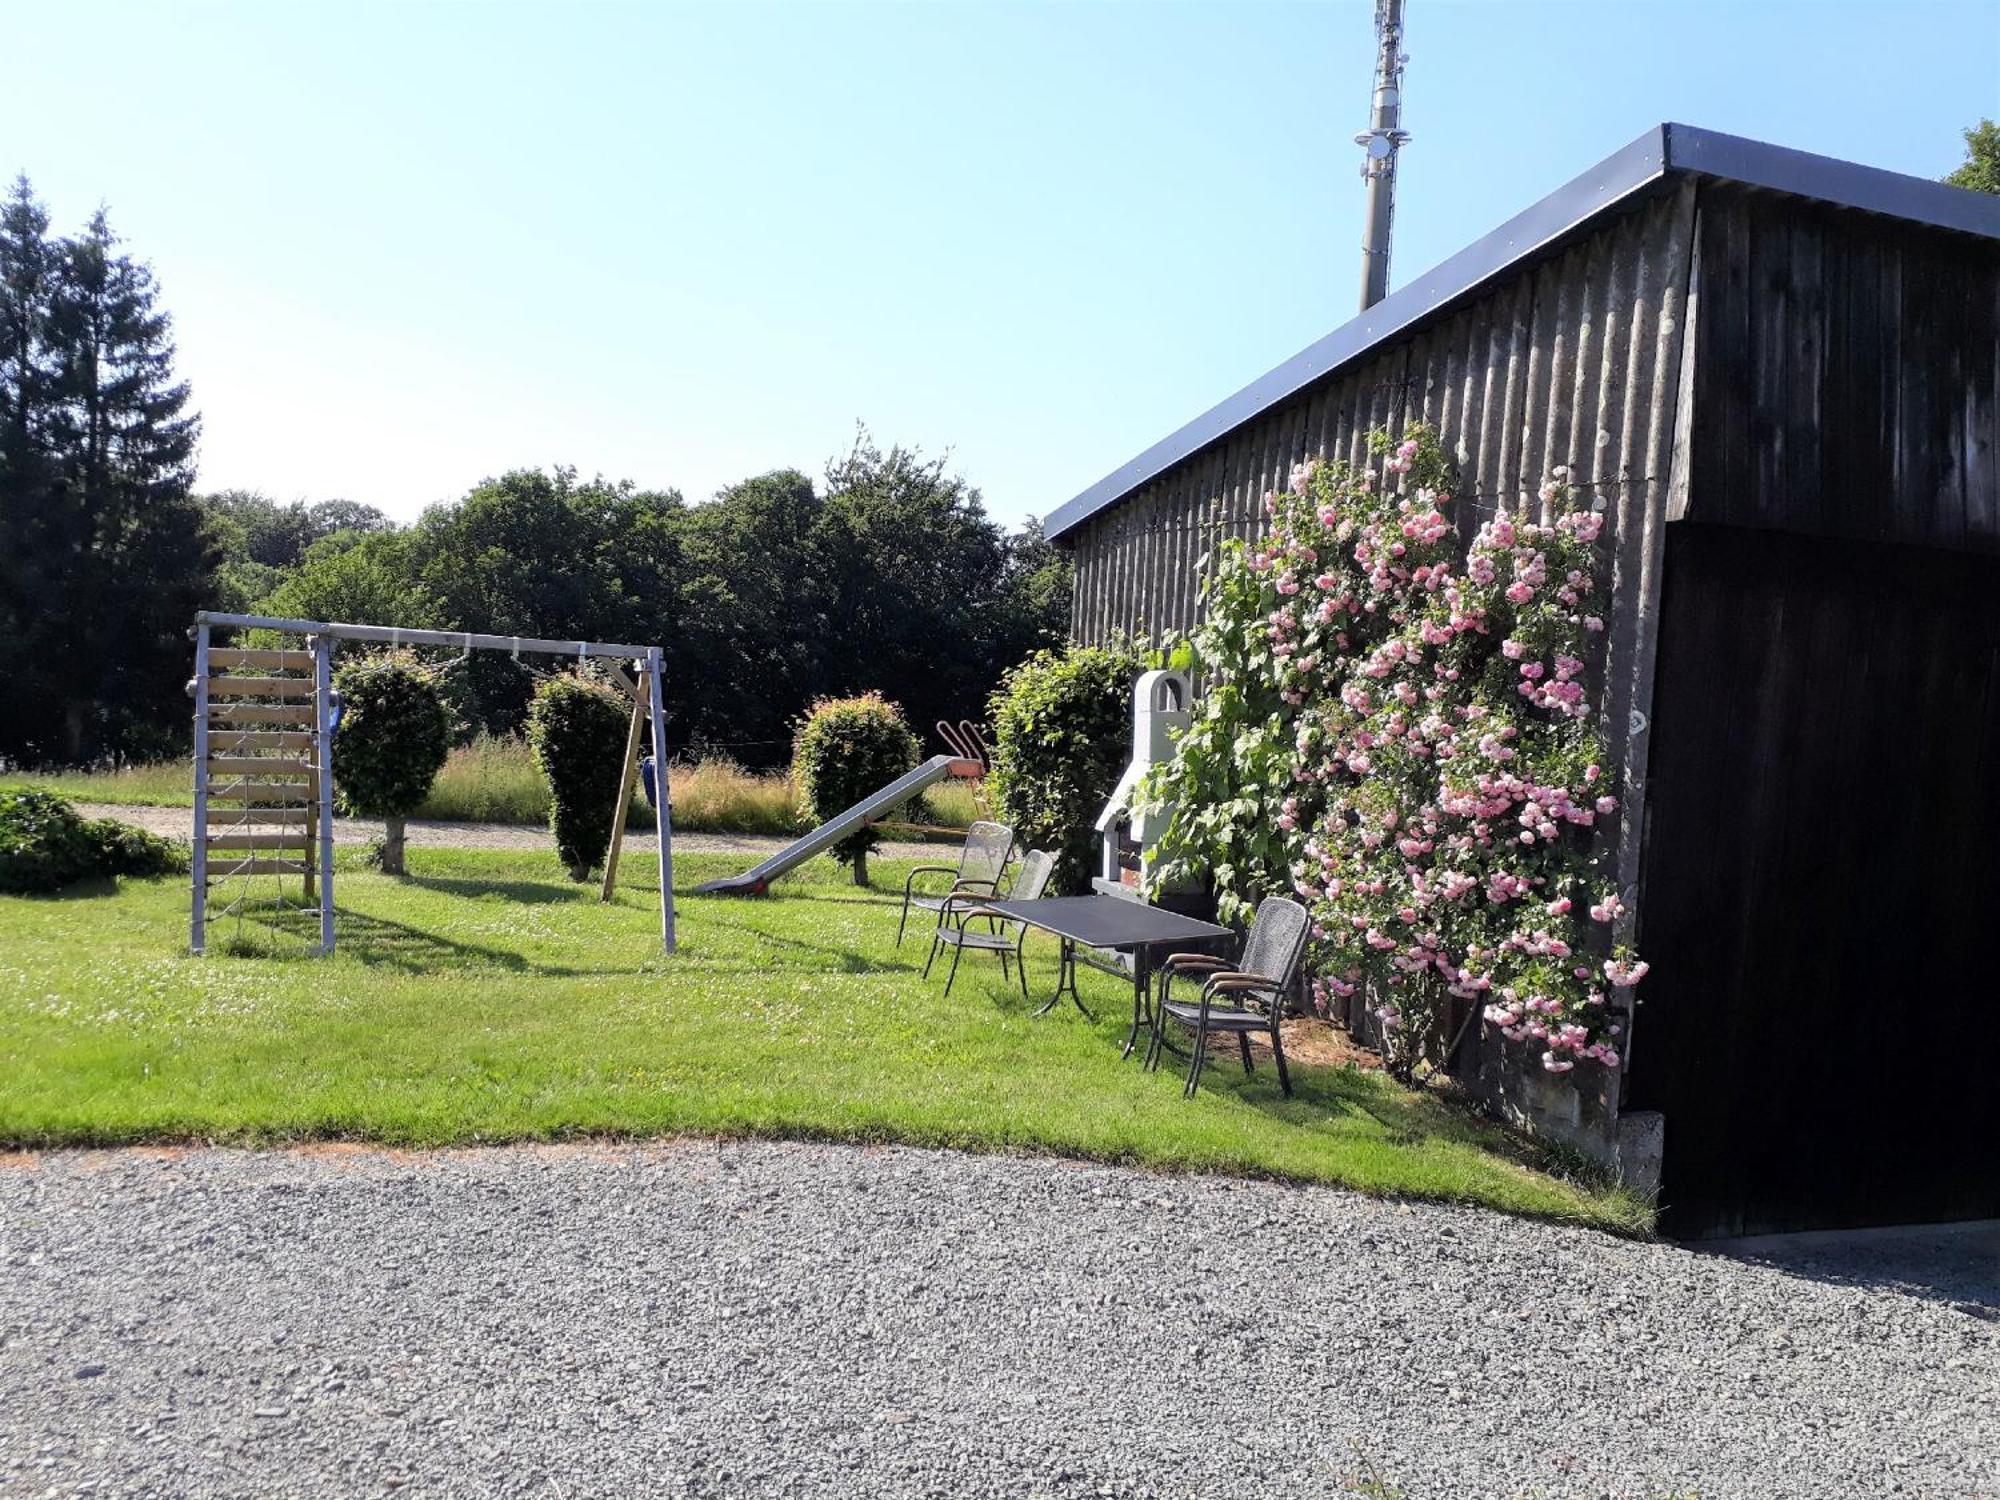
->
xmin=924 ymin=849 xmax=1056 ymax=997
xmin=1145 ymin=896 xmax=1310 ymax=1098
xmin=896 ymin=820 xmax=1015 ymax=947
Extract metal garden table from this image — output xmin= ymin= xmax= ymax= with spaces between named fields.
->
xmin=978 ymin=895 xmax=1232 ymax=1058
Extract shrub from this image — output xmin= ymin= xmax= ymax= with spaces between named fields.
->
xmin=331 ymin=654 xmax=450 ymax=875
xmin=0 ymin=786 xmax=188 ymax=894
xmin=527 ymin=674 xmax=632 ymax=881
xmin=791 ymin=693 xmax=919 ymax=884
xmin=89 ymin=818 xmax=188 ymax=880
xmin=987 ymin=642 xmax=1142 ymax=893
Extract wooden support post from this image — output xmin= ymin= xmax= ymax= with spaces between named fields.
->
xmin=646 ymin=647 xmax=675 ymax=953
xmin=190 ymin=623 xmax=211 ymax=955
xmin=599 ymin=669 xmax=651 ymax=902
xmin=313 ymin=634 xmax=336 ymax=954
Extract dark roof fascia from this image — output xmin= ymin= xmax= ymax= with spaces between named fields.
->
xmin=1664 ymin=124 xmax=2000 ymax=241
xmin=1046 ymin=122 xmax=2000 ymax=541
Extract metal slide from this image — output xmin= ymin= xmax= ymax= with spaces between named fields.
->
xmin=692 ymin=755 xmax=962 ymax=896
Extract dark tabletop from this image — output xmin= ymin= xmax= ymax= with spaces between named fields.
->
xmin=981 ymin=895 xmax=1231 ymax=950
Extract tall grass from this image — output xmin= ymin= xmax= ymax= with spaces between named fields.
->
xmin=19 ymin=736 xmax=992 ymax=840
xmin=667 ymin=757 xmax=800 ymax=834
xmin=22 ymin=762 xmax=192 ymax=806
xmin=421 ymin=735 xmax=552 ymax=823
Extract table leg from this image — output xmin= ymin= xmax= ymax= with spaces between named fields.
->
xmin=1033 ymin=937 xmax=1075 ymax=1018
xmin=1032 ymin=937 xmax=1098 ymax=1022
xmin=1122 ymin=948 xmax=1154 ymax=1059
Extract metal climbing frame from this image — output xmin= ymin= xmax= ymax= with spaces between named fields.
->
xmin=188 ymin=611 xmax=677 ymax=957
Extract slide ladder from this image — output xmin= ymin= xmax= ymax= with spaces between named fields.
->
xmin=693 ymin=754 xmax=970 ymax=896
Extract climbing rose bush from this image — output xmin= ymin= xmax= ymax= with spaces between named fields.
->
xmin=1142 ymin=425 xmax=1646 ymax=1082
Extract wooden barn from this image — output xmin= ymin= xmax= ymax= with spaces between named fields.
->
xmin=1044 ymin=124 xmax=2000 ymax=1238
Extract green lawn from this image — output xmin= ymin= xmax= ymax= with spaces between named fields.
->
xmin=0 ymin=846 xmax=1651 ymax=1233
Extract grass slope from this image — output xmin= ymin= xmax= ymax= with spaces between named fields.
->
xmin=0 ymin=847 xmax=1650 ymax=1233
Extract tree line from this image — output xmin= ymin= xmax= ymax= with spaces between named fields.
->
xmin=0 ymin=174 xmax=1070 ymax=770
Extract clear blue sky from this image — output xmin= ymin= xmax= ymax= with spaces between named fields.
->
xmin=4 ymin=1 xmax=1995 ymax=528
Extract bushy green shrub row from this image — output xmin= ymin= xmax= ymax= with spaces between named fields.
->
xmin=0 ymin=786 xmax=188 ymax=894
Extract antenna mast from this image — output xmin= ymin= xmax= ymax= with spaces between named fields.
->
xmin=1356 ymin=0 xmax=1410 ymax=311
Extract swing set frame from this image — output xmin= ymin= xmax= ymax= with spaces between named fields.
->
xmin=189 ymin=611 xmax=677 ymax=956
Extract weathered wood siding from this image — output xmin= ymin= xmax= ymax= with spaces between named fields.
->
xmin=1628 ymin=524 xmax=2000 ymax=1237
xmin=1679 ymin=183 xmax=2000 ymax=548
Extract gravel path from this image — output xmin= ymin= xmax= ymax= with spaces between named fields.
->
xmin=2 ymin=1142 xmax=1993 ymax=1499
xmin=72 ymin=803 xmax=944 ymax=862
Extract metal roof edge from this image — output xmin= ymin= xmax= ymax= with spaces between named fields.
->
xmin=1046 ymin=122 xmax=2000 ymax=541
xmin=1662 ymin=122 xmax=2000 ymax=241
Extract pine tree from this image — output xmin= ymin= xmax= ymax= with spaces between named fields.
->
xmin=0 ymin=187 xmax=213 ymax=765
xmin=0 ymin=176 xmax=66 ymax=765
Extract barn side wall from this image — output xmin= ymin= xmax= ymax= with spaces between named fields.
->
xmin=1624 ymin=187 xmax=2000 ymax=1235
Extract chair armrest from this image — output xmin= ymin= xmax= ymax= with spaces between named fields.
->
xmin=936 ymin=891 xmax=996 ymax=915
xmin=903 ymin=865 xmax=962 ymax=896
xmin=1162 ymin=953 xmax=1231 ymax=973
xmin=1201 ymin=971 xmax=1279 ymax=997
xmin=951 ymin=877 xmax=1001 ymax=894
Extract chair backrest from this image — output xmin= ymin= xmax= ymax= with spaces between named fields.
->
xmin=1009 ymin=848 xmax=1056 ymax=903
xmin=1238 ymin=897 xmax=1310 ymax=989
xmin=961 ymin=821 xmax=1015 ymax=888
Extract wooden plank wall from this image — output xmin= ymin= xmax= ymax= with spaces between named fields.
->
xmin=1627 ymin=524 xmax=2000 ymax=1236
xmin=1683 ymin=184 xmax=2000 ymax=550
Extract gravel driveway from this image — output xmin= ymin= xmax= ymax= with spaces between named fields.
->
xmin=1 ymin=1142 xmax=1993 ymax=1500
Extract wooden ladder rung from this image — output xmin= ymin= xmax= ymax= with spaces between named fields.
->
xmin=204 ymin=833 xmax=313 ymax=851
xmin=209 ymin=648 xmax=314 ymax=671
xmin=207 ymin=704 xmax=316 ymax=727
xmin=205 ymin=808 xmax=314 ymax=828
xmin=205 ymin=783 xmax=314 ymax=804
xmin=204 ymin=730 xmax=314 ymax=751
xmin=207 ymin=755 xmax=313 ymax=777
xmin=207 ymin=676 xmax=315 ymax=700
xmin=206 ymin=858 xmax=312 ymax=878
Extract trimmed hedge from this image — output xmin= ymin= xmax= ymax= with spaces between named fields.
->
xmin=0 ymin=786 xmax=188 ymax=895
xmin=332 ymin=654 xmax=450 ymax=874
xmin=527 ymin=674 xmax=631 ymax=881
xmin=986 ymin=642 xmax=1142 ymax=893
xmin=792 ymin=693 xmax=919 ymax=883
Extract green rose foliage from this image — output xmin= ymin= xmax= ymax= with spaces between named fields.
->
xmin=791 ymin=693 xmax=920 ymax=872
xmin=1143 ymin=424 xmax=1646 ymax=1084
xmin=987 ymin=641 xmax=1143 ymax=893
xmin=0 ymin=786 xmax=188 ymax=894
xmin=527 ymin=674 xmax=633 ymax=881
xmin=331 ymin=654 xmax=450 ymax=818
